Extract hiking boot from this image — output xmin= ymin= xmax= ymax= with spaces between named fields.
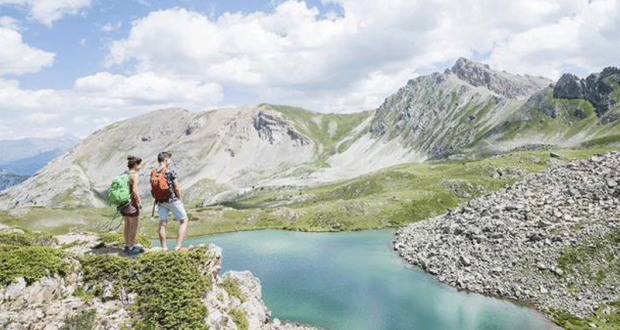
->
xmin=129 ymin=246 xmax=145 ymax=255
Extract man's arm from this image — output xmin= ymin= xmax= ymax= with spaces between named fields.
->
xmin=172 ymin=178 xmax=182 ymax=200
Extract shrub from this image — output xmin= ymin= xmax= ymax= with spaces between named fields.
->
xmin=229 ymin=308 xmax=249 ymax=330
xmin=0 ymin=232 xmax=57 ymax=246
xmin=130 ymin=248 xmax=213 ymax=330
xmin=0 ymin=246 xmax=68 ymax=285
xmin=222 ymin=276 xmax=245 ymax=302
xmin=60 ymin=309 xmax=96 ymax=330
xmin=80 ymin=254 xmax=133 ymax=300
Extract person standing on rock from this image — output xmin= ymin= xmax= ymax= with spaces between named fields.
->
xmin=152 ymin=151 xmax=188 ymax=251
xmin=122 ymin=155 xmax=145 ymax=255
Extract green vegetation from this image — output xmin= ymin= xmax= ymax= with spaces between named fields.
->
xmin=2 ymin=148 xmax=614 ymax=237
xmin=60 ymin=309 xmax=96 ymax=330
xmin=262 ymin=104 xmax=372 ymax=157
xmin=80 ymin=254 xmax=132 ymax=300
xmin=0 ymin=245 xmax=68 ymax=285
xmin=222 ymin=276 xmax=245 ymax=302
xmin=0 ymin=231 xmax=56 ymax=246
xmin=490 ymin=84 xmax=620 ymax=147
xmin=98 ymin=232 xmax=152 ymax=248
xmin=229 ymin=308 xmax=249 ymax=330
xmin=131 ymin=250 xmax=212 ymax=330
xmin=550 ymin=301 xmax=620 ymax=330
xmin=77 ymin=248 xmax=214 ymax=330
xmin=557 ymin=229 xmax=620 ymax=283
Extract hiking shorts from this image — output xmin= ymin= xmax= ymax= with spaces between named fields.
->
xmin=157 ymin=200 xmax=187 ymax=222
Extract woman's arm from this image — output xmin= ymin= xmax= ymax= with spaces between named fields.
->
xmin=129 ymin=173 xmax=142 ymax=207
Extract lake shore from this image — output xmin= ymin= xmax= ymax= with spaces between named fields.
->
xmin=394 ymin=152 xmax=620 ymax=329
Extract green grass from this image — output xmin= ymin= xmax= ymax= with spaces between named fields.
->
xmin=551 ymin=301 xmax=620 ymax=330
xmin=262 ymin=104 xmax=372 ymax=157
xmin=1 ymin=148 xmax=616 ymax=237
xmin=557 ymin=229 xmax=620 ymax=282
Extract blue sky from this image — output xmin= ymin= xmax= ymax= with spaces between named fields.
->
xmin=12 ymin=0 xmax=343 ymax=90
xmin=0 ymin=0 xmax=618 ymax=139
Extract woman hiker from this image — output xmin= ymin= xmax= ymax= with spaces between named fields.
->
xmin=121 ymin=155 xmax=145 ymax=255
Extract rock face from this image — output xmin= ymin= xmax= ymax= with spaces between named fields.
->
xmin=3 ymin=60 xmax=620 ymax=209
xmin=395 ymin=152 xmax=620 ymax=318
xmin=449 ymin=57 xmax=551 ymax=99
xmin=0 ymin=105 xmax=349 ymax=209
xmin=369 ymin=58 xmax=552 ymax=159
xmin=0 ymin=241 xmax=321 ymax=330
xmin=553 ymin=67 xmax=620 ymax=118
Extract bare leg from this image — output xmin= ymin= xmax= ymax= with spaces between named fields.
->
xmin=158 ymin=221 xmax=168 ymax=251
xmin=123 ymin=217 xmax=130 ymax=247
xmin=175 ymin=219 xmax=188 ymax=250
xmin=129 ymin=216 xmax=139 ymax=247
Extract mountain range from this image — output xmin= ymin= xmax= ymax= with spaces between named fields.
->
xmin=1 ymin=58 xmax=618 ymax=209
xmin=0 ymin=135 xmax=79 ymax=192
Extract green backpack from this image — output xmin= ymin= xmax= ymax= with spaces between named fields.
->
xmin=107 ymin=174 xmax=131 ymax=206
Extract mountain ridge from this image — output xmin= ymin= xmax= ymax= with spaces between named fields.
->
xmin=2 ymin=58 xmax=620 ymax=209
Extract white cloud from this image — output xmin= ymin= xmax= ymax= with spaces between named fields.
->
xmin=0 ymin=24 xmax=55 ymax=75
xmin=79 ymin=38 xmax=86 ymax=47
xmin=0 ymin=71 xmax=223 ymax=139
xmin=72 ymin=116 xmax=87 ymax=124
xmin=0 ymin=0 xmax=92 ymax=26
xmin=0 ymin=16 xmax=19 ymax=30
xmin=102 ymin=0 xmax=620 ymax=113
xmin=25 ymin=112 xmax=62 ymax=123
xmin=74 ymin=72 xmax=223 ymax=104
xmin=37 ymin=126 xmax=67 ymax=138
xmin=3 ymin=0 xmax=620 ymax=140
xmin=101 ymin=21 xmax=122 ymax=32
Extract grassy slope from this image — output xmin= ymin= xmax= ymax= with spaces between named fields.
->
xmin=490 ymin=76 xmax=620 ymax=147
xmin=2 ymin=148 xmax=619 ymax=329
xmin=261 ymin=104 xmax=372 ymax=160
xmin=2 ymin=148 xmax=613 ymax=238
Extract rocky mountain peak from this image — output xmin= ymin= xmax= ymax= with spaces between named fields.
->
xmin=446 ymin=57 xmax=551 ymax=99
xmin=553 ymin=68 xmax=619 ymax=118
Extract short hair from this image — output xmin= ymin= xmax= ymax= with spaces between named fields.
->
xmin=157 ymin=151 xmax=172 ymax=163
xmin=127 ymin=155 xmax=142 ymax=169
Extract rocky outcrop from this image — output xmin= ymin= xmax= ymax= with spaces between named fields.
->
xmin=553 ymin=68 xmax=619 ymax=117
xmin=254 ymin=111 xmax=310 ymax=147
xmin=394 ymin=152 xmax=620 ymax=319
xmin=0 ymin=105 xmax=321 ymax=209
xmin=448 ymin=57 xmax=551 ymax=99
xmin=0 ymin=237 xmax=321 ymax=330
xmin=553 ymin=74 xmax=584 ymax=100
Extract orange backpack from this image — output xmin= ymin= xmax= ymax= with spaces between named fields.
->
xmin=151 ymin=167 xmax=171 ymax=200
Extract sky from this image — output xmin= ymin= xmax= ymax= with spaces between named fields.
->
xmin=0 ymin=0 xmax=619 ymax=140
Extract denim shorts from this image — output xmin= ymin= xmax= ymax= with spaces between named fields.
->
xmin=157 ymin=200 xmax=187 ymax=222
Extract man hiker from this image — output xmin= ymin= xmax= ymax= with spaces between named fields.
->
xmin=151 ymin=151 xmax=188 ymax=251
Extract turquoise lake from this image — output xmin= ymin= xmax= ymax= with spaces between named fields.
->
xmin=157 ymin=230 xmax=557 ymax=330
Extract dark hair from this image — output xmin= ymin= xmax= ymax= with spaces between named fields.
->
xmin=127 ymin=155 xmax=142 ymax=169
xmin=157 ymin=151 xmax=172 ymax=163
